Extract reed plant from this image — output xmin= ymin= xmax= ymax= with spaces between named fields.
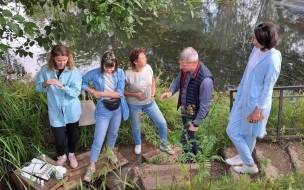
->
xmin=197 ymin=91 xmax=232 ymax=152
xmin=77 ymin=126 xmax=95 ymax=149
xmin=116 ymin=119 xmax=133 ymax=146
xmin=210 ymin=172 xmax=304 ymax=189
xmin=3 ymin=79 xmax=304 ymax=190
xmin=0 ymin=80 xmax=53 ymax=188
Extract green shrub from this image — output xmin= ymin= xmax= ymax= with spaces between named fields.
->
xmin=2 ymin=80 xmax=304 ymax=189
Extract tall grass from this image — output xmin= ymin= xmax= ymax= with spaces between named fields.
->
xmin=0 ymin=80 xmax=51 ymax=188
xmin=2 ymin=79 xmax=304 ymax=189
xmin=210 ymin=172 xmax=304 ymax=190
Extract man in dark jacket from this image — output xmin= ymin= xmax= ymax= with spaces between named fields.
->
xmin=160 ymin=47 xmax=213 ymax=155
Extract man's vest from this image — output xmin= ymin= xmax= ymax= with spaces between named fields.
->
xmin=179 ymin=62 xmax=213 ymax=120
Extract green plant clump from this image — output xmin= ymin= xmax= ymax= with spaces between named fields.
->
xmin=2 ymin=80 xmax=304 ymax=189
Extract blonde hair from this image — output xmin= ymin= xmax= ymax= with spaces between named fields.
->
xmin=47 ymin=45 xmax=74 ymax=70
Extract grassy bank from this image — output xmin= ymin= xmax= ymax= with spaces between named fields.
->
xmin=1 ymin=80 xmax=304 ymax=189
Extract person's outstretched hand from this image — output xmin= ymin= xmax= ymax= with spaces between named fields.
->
xmin=160 ymin=92 xmax=172 ymax=101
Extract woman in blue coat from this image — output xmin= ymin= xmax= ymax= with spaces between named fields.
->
xmin=36 ymin=45 xmax=82 ymax=169
xmin=81 ymin=51 xmax=129 ymax=182
xmin=225 ymin=22 xmax=282 ymax=174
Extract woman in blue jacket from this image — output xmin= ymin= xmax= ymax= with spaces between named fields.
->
xmin=82 ymin=51 xmax=129 ymax=182
xmin=36 ymin=45 xmax=82 ymax=169
xmin=225 ymin=22 xmax=282 ymax=174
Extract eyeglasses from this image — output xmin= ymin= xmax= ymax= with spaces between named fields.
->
xmin=258 ymin=23 xmax=267 ymax=31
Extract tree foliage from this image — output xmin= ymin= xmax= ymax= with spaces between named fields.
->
xmin=0 ymin=0 xmax=195 ymax=59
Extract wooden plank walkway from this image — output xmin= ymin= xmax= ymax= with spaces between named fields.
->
xmin=11 ymin=150 xmax=129 ymax=190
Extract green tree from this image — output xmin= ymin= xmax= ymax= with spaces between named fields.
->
xmin=0 ymin=0 xmax=195 ymax=58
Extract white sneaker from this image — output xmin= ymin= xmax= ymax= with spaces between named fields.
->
xmin=159 ymin=145 xmax=175 ymax=155
xmin=225 ymin=155 xmax=243 ymax=166
xmin=107 ymin=148 xmax=118 ymax=164
xmin=134 ymin=145 xmax=141 ymax=154
xmin=68 ymin=154 xmax=78 ymax=168
xmin=234 ymin=165 xmax=259 ymax=174
xmin=83 ymin=166 xmax=96 ymax=182
xmin=56 ymin=154 xmax=67 ymax=166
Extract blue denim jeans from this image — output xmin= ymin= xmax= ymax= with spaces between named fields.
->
xmin=181 ymin=115 xmax=198 ymax=155
xmin=128 ymin=101 xmax=168 ymax=147
xmin=90 ymin=104 xmax=122 ymax=163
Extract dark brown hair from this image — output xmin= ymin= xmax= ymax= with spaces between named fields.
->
xmin=101 ymin=51 xmax=118 ymax=73
xmin=47 ymin=45 xmax=74 ymax=70
xmin=254 ymin=22 xmax=279 ymax=51
xmin=129 ymin=48 xmax=146 ymax=68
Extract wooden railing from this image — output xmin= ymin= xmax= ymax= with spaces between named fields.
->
xmin=229 ymin=86 xmax=304 ymax=140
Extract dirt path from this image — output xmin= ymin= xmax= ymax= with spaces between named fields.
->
xmin=118 ymin=140 xmax=304 ymax=183
xmin=224 ymin=141 xmax=304 ymax=180
xmin=87 ymin=140 xmax=304 ymax=189
xmin=117 ymin=140 xmax=229 ymax=184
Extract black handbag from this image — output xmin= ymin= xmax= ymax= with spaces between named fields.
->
xmin=102 ymin=98 xmax=121 ymax=111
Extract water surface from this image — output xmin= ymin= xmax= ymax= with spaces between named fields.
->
xmin=9 ymin=0 xmax=304 ymax=91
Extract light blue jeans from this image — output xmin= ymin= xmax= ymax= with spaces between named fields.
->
xmin=128 ymin=101 xmax=168 ymax=147
xmin=226 ymin=107 xmax=256 ymax=165
xmin=90 ymin=103 xmax=122 ymax=163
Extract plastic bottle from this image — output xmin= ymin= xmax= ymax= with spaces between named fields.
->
xmin=55 ymin=170 xmax=63 ymax=180
xmin=41 ymin=154 xmax=46 ymax=161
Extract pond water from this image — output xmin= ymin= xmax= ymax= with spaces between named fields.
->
xmin=9 ymin=0 xmax=304 ymax=91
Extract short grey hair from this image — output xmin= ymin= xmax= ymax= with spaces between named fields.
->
xmin=179 ymin=47 xmax=199 ymax=62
